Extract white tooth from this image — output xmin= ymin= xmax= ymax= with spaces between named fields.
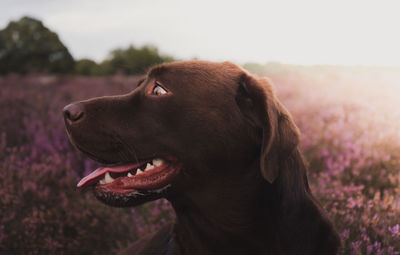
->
xmin=127 ymin=172 xmax=132 ymax=177
xmin=99 ymin=179 xmax=106 ymax=185
xmin=137 ymin=169 xmax=144 ymax=175
xmin=104 ymin=172 xmax=114 ymax=184
xmin=153 ymin=158 xmax=163 ymax=167
xmin=145 ymin=163 xmax=155 ymax=171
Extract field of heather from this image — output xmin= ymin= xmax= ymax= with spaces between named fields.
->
xmin=1 ymin=66 xmax=400 ymax=254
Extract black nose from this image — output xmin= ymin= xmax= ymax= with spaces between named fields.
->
xmin=63 ymin=103 xmax=84 ymax=123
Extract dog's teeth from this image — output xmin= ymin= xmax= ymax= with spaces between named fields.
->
xmin=104 ymin=172 xmax=114 ymax=184
xmin=137 ymin=169 xmax=144 ymax=175
xmin=153 ymin=158 xmax=163 ymax=167
xmin=99 ymin=179 xmax=106 ymax=185
xmin=144 ymin=163 xmax=155 ymax=171
xmin=127 ymin=172 xmax=133 ymax=177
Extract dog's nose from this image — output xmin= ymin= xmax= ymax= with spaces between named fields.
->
xmin=63 ymin=103 xmax=84 ymax=123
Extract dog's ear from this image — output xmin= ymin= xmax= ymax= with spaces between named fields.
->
xmin=236 ymin=72 xmax=300 ymax=183
xmin=237 ymin=72 xmax=341 ymax=253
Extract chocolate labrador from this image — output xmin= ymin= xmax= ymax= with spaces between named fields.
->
xmin=63 ymin=61 xmax=340 ymax=255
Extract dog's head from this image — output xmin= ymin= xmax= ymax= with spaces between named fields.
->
xmin=63 ymin=60 xmax=300 ymax=207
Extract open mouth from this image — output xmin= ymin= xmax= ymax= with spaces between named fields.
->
xmin=77 ymin=156 xmax=182 ymax=206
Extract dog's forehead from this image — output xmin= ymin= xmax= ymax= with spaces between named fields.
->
xmin=148 ymin=61 xmax=243 ymax=86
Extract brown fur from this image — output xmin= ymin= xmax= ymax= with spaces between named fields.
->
xmin=64 ymin=61 xmax=340 ymax=255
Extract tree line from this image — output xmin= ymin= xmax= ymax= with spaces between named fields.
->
xmin=0 ymin=16 xmax=174 ymax=75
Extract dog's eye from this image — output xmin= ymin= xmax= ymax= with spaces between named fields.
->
xmin=152 ymin=83 xmax=167 ymax=96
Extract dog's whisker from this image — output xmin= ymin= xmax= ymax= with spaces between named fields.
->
xmin=114 ymin=133 xmax=139 ymax=164
xmin=113 ymin=134 xmax=130 ymax=162
xmin=127 ymin=143 xmax=140 ymax=165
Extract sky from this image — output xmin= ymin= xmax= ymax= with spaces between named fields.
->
xmin=1 ymin=0 xmax=400 ymax=66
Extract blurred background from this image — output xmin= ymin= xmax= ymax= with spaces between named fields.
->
xmin=0 ymin=0 xmax=399 ymax=254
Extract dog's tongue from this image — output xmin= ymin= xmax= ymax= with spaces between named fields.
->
xmin=77 ymin=163 xmax=140 ymax=188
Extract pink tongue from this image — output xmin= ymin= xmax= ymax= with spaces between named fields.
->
xmin=77 ymin=163 xmax=141 ymax=188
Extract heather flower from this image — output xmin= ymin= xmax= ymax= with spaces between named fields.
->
xmin=389 ymin=224 xmax=400 ymax=237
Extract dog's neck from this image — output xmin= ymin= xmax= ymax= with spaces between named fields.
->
xmin=168 ymin=163 xmax=280 ymax=255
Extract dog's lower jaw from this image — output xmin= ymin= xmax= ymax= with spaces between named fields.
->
xmin=93 ymin=185 xmax=170 ymax=207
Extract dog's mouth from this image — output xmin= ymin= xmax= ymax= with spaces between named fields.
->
xmin=77 ymin=156 xmax=182 ymax=207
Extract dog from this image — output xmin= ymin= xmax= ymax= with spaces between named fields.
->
xmin=63 ymin=60 xmax=340 ymax=255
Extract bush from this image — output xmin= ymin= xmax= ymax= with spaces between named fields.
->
xmin=0 ymin=17 xmax=74 ymax=74
xmin=0 ymin=16 xmax=174 ymax=76
xmin=74 ymin=59 xmax=98 ymax=76
xmin=73 ymin=46 xmax=174 ymax=76
xmin=102 ymin=45 xmax=174 ymax=75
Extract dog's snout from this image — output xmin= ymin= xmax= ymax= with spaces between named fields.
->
xmin=63 ymin=103 xmax=84 ymax=123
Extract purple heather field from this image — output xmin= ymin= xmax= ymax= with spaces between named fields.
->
xmin=1 ymin=66 xmax=399 ymax=254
